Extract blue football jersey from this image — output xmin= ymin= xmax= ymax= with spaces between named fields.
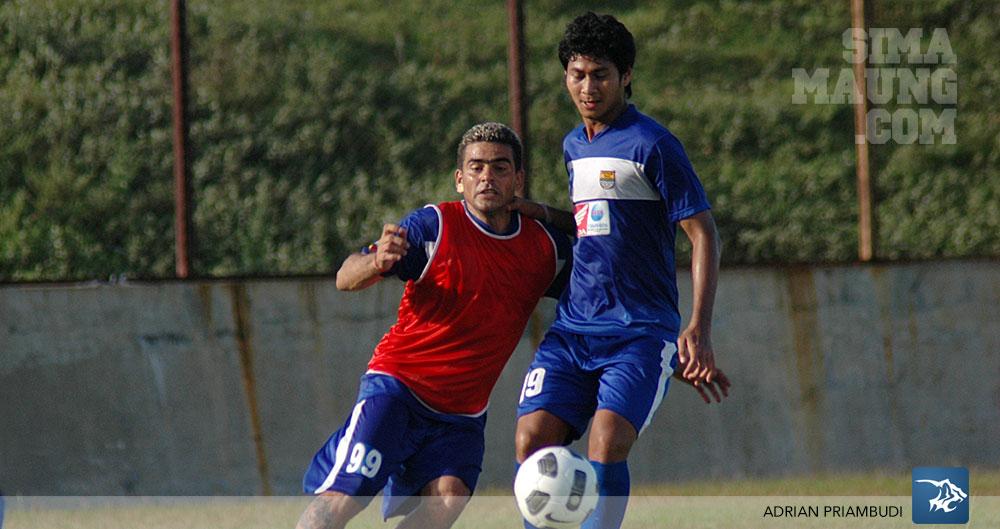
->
xmin=553 ymin=104 xmax=710 ymax=339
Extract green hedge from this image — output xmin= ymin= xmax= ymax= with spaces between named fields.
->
xmin=1 ymin=0 xmax=996 ymax=280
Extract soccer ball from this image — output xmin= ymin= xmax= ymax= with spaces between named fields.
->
xmin=514 ymin=446 xmax=599 ymax=529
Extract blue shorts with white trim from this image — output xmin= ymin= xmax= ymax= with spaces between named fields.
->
xmin=516 ymin=327 xmax=678 ymax=441
xmin=303 ymin=373 xmax=486 ymax=519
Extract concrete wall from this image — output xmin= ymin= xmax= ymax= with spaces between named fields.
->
xmin=1 ymin=260 xmax=997 ymax=495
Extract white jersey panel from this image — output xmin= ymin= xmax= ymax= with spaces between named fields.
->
xmin=569 ymin=157 xmax=659 ymax=202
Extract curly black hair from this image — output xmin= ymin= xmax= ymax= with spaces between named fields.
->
xmin=558 ymin=12 xmax=636 ymax=98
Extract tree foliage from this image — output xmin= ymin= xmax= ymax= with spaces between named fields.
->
xmin=1 ymin=0 xmax=996 ymax=280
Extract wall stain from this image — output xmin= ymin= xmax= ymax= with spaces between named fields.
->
xmin=872 ymin=266 xmax=907 ymax=464
xmin=300 ymin=281 xmax=320 ymax=326
xmin=229 ymin=283 xmax=273 ymax=496
xmin=871 ymin=268 xmax=894 ymax=380
xmin=787 ymin=268 xmax=825 ymax=473
xmin=197 ymin=284 xmax=214 ymax=335
xmin=300 ymin=281 xmax=331 ymax=405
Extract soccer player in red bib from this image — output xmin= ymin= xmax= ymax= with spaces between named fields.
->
xmin=296 ymin=122 xmax=572 ymax=529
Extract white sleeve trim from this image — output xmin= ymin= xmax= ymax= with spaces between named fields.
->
xmin=415 ymin=204 xmax=442 ymax=284
xmin=533 ymin=218 xmax=563 ymax=282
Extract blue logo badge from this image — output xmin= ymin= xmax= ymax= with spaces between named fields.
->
xmin=912 ymin=467 xmax=969 ymax=524
xmin=589 ymin=204 xmax=604 ymax=221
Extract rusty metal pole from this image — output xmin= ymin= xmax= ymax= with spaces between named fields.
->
xmin=170 ymin=0 xmax=192 ymax=277
xmin=507 ymin=0 xmax=547 ymax=349
xmin=507 ymin=0 xmax=530 ymax=198
xmin=851 ymin=0 xmax=874 ymax=261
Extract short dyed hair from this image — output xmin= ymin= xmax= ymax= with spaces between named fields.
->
xmin=456 ymin=122 xmax=523 ymax=171
xmin=558 ymin=12 xmax=636 ymax=98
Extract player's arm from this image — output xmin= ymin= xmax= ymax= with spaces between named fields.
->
xmin=508 ymin=197 xmax=576 ymax=235
xmin=677 ymin=209 xmax=721 ymax=382
xmin=541 ymin=224 xmax=574 ymax=299
xmin=335 ymin=224 xmax=409 ymax=291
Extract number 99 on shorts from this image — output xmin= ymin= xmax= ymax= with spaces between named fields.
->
xmin=345 ymin=442 xmax=383 ymax=478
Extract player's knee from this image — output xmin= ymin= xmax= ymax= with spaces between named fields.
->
xmin=435 ymin=492 xmax=470 ymax=514
xmin=588 ymin=410 xmax=637 ymax=463
xmin=587 ymin=430 xmax=634 ymax=463
xmin=423 ymin=476 xmax=470 ymax=513
xmin=419 ymin=491 xmax=470 ymax=526
xmin=515 ymin=427 xmax=538 ymax=462
xmin=515 ymin=413 xmax=568 ymax=462
xmin=515 ymin=425 xmax=557 ymax=462
xmin=426 ymin=477 xmax=470 ymax=498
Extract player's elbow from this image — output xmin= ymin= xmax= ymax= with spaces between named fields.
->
xmin=694 ymin=216 xmax=722 ymax=261
xmin=335 ymin=269 xmax=359 ymax=291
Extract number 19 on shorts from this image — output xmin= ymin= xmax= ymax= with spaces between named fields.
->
xmin=519 ymin=368 xmax=545 ymax=403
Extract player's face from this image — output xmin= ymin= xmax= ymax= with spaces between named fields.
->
xmin=455 ymin=142 xmax=523 ymax=219
xmin=565 ymin=55 xmax=632 ymax=126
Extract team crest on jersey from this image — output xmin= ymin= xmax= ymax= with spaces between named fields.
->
xmin=599 ymin=170 xmax=616 ymax=190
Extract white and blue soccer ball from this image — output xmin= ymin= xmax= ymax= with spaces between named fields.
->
xmin=514 ymin=446 xmax=599 ymax=529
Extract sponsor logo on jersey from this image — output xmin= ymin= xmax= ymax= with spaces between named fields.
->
xmin=599 ymin=170 xmax=616 ymax=190
xmin=574 ymin=200 xmax=611 ymax=237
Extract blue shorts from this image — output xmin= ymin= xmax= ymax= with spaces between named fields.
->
xmin=303 ymin=373 xmax=486 ymax=519
xmin=516 ymin=327 xmax=678 ymax=442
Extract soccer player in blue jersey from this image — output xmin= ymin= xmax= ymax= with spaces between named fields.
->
xmin=513 ymin=12 xmax=724 ymax=529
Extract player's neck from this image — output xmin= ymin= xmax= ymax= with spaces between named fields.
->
xmin=582 ymin=100 xmax=628 ymax=141
xmin=467 ymin=204 xmax=513 ymax=234
xmin=480 ymin=212 xmax=512 ymax=234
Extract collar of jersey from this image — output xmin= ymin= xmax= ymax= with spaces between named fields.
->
xmin=576 ymin=103 xmax=638 ymax=142
xmin=461 ymin=200 xmax=521 ymax=239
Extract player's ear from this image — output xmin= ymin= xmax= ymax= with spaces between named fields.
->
xmin=515 ymin=169 xmax=525 ymax=195
xmin=455 ymin=169 xmax=464 ymax=193
xmin=621 ymin=67 xmax=633 ymax=89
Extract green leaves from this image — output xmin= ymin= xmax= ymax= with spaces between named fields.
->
xmin=1 ymin=0 xmax=996 ymax=280
xmin=0 ymin=0 xmax=173 ymax=280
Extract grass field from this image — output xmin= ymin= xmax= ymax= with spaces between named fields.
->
xmin=7 ymin=469 xmax=999 ymax=529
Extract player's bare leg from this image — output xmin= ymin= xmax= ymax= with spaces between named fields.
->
xmin=395 ymin=476 xmax=470 ymax=529
xmin=587 ymin=409 xmax=636 ymax=463
xmin=583 ymin=409 xmax=637 ymax=529
xmin=295 ymin=492 xmax=365 ymax=529
xmin=515 ymin=410 xmax=572 ymax=462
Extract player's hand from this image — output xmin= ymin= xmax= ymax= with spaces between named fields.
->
xmin=677 ymin=322 xmax=716 ymax=383
xmin=506 ymin=197 xmax=547 ymax=220
xmin=373 ymin=224 xmax=409 ymax=273
xmin=673 ymin=367 xmax=731 ymax=403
